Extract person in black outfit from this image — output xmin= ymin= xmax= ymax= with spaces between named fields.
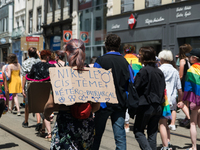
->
xmin=133 ymin=47 xmax=165 ymax=150
xmin=92 ymin=34 xmax=134 ymax=150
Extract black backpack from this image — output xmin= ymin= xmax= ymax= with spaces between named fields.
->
xmin=126 ymin=78 xmax=140 ymax=119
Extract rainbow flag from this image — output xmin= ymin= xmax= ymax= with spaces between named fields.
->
xmin=183 ymin=63 xmax=200 ymax=105
xmin=124 ymin=54 xmax=142 ymax=77
xmin=162 ymin=89 xmax=172 ymax=119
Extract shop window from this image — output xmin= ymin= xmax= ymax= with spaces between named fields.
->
xmin=29 ymin=10 xmax=33 ymax=33
xmin=95 ymin=17 xmax=102 ymax=30
xmin=56 ymin=0 xmax=61 ymax=10
xmin=37 ymin=7 xmax=42 ymax=31
xmin=64 ymin=0 xmax=69 ymax=7
xmin=48 ymin=0 xmax=53 ymax=12
xmin=121 ymin=0 xmax=134 ymax=13
xmin=145 ymin=0 xmax=161 ymax=8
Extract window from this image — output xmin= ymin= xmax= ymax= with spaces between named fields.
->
xmin=95 ymin=17 xmax=102 ymax=30
xmin=121 ymin=0 xmax=134 ymax=13
xmin=29 ymin=11 xmax=33 ymax=33
xmin=56 ymin=0 xmax=61 ymax=9
xmin=85 ymin=19 xmax=90 ymax=32
xmin=96 ymin=0 xmax=101 ymax=10
xmin=4 ymin=18 xmax=7 ymax=32
xmin=64 ymin=0 xmax=69 ymax=7
xmin=145 ymin=0 xmax=161 ymax=8
xmin=37 ymin=7 xmax=42 ymax=31
xmin=16 ymin=19 xmax=19 ymax=28
xmin=48 ymin=0 xmax=53 ymax=12
xmin=22 ymin=19 xmax=24 ymax=27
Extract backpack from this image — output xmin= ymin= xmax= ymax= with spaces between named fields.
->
xmin=127 ymin=81 xmax=139 ymax=119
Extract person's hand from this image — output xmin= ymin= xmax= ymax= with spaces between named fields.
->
xmin=177 ymin=101 xmax=184 ymax=109
xmin=22 ymin=89 xmax=26 ymax=98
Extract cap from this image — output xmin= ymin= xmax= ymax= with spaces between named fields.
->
xmin=185 ymin=48 xmax=200 ymax=58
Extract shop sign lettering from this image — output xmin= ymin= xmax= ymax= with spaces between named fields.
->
xmin=176 ymin=6 xmax=192 ymax=18
xmin=145 ymin=17 xmax=165 ymax=25
xmin=111 ymin=24 xmax=120 ymax=30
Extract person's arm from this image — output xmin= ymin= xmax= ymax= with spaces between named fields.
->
xmin=5 ymin=65 xmax=11 ymax=79
xmin=3 ymin=73 xmax=9 ymax=106
xmin=177 ymin=89 xmax=190 ymax=119
xmin=179 ymin=59 xmax=185 ymax=80
xmin=44 ymin=93 xmax=69 ymax=120
xmin=22 ymin=76 xmax=26 ymax=98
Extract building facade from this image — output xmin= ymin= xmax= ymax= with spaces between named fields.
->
xmin=42 ymin=0 xmax=72 ymax=51
xmin=0 ymin=0 xmax=14 ymax=63
xmin=107 ymin=0 xmax=198 ymax=56
xmin=12 ymin=0 xmax=26 ymax=64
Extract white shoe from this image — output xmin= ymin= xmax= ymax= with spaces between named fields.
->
xmin=168 ymin=124 xmax=176 ymax=131
xmin=125 ymin=127 xmax=130 ymax=133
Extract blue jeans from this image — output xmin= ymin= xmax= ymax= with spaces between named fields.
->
xmin=92 ymin=107 xmax=126 ymax=150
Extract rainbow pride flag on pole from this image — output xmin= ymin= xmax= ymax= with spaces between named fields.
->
xmin=124 ymin=54 xmax=142 ymax=77
xmin=183 ymin=63 xmax=200 ymax=105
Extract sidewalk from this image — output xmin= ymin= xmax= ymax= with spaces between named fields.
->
xmin=0 ymin=94 xmax=200 ymax=149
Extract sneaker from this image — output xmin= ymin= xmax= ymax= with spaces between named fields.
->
xmin=3 ymin=105 xmax=8 ymax=114
xmin=168 ymin=142 xmax=173 ymax=150
xmin=168 ymin=124 xmax=176 ymax=131
xmin=22 ymin=121 xmax=28 ymax=128
xmin=35 ymin=123 xmax=42 ymax=131
xmin=125 ymin=127 xmax=130 ymax=133
xmin=17 ymin=112 xmax=21 ymax=116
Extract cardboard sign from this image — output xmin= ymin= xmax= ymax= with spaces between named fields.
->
xmin=63 ymin=30 xmax=72 ymax=42
xmin=21 ymin=36 xmax=43 ymax=51
xmin=49 ymin=66 xmax=118 ymax=106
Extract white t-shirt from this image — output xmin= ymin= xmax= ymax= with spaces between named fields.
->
xmin=159 ymin=64 xmax=182 ymax=106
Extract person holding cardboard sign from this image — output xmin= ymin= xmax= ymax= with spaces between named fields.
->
xmin=92 ymin=34 xmax=135 ymax=150
xmin=44 ymin=39 xmax=100 ymax=150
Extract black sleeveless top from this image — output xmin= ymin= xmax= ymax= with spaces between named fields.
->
xmin=181 ymin=59 xmax=190 ymax=92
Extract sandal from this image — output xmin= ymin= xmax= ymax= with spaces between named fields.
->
xmin=39 ymin=129 xmax=46 ymax=137
xmin=45 ymin=133 xmax=52 ymax=142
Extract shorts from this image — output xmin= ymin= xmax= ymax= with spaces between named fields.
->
xmin=190 ymin=102 xmax=200 ymax=110
xmin=170 ymin=102 xmax=177 ymax=111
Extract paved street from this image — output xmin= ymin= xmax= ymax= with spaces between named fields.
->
xmin=0 ymin=94 xmax=200 ymax=150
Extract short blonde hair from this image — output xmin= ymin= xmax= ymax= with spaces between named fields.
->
xmin=158 ymin=50 xmax=173 ymax=61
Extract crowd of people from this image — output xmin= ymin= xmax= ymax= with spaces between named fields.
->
xmin=0 ymin=34 xmax=199 ymax=150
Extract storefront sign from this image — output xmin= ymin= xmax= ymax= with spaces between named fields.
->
xmin=0 ymin=38 xmax=6 ymax=44
xmin=63 ymin=30 xmax=72 ymax=43
xmin=50 ymin=36 xmax=61 ymax=51
xmin=26 ymin=37 xmax=39 ymax=42
xmin=128 ymin=14 xmax=136 ymax=29
xmin=21 ymin=36 xmax=43 ymax=51
xmin=176 ymin=6 xmax=192 ymax=18
xmin=49 ymin=67 xmax=118 ymax=106
xmin=80 ymin=32 xmax=89 ymax=43
xmin=145 ymin=17 xmax=165 ymax=25
xmin=111 ymin=24 xmax=120 ymax=30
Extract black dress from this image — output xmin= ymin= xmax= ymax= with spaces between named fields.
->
xmin=181 ymin=59 xmax=190 ymax=92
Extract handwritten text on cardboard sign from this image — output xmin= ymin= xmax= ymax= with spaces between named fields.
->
xmin=49 ymin=67 xmax=118 ymax=106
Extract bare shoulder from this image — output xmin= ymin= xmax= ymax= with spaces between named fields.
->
xmin=179 ymin=59 xmax=186 ymax=66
